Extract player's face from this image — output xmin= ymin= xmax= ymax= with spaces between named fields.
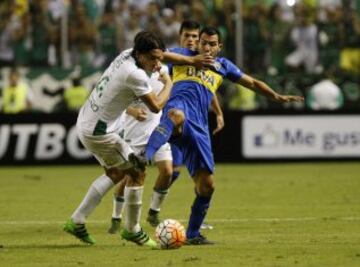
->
xmin=137 ymin=49 xmax=164 ymax=73
xmin=179 ymin=29 xmax=199 ymax=51
xmin=198 ymin=33 xmax=222 ymax=57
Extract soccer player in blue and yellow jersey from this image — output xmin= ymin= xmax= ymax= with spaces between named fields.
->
xmin=145 ymin=27 xmax=304 ymax=245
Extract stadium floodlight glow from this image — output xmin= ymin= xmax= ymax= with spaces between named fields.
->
xmin=286 ymin=0 xmax=296 ymax=6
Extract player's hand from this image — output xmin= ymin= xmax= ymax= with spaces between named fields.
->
xmin=274 ymin=94 xmax=305 ymax=103
xmin=134 ymin=108 xmax=147 ymax=121
xmin=213 ymin=114 xmax=224 ymax=135
xmin=127 ymin=107 xmax=147 ymax=121
xmin=192 ymin=54 xmax=214 ymax=69
xmin=158 ymin=71 xmax=172 ymax=86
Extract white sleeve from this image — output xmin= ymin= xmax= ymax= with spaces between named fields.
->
xmin=127 ymin=69 xmax=153 ymax=97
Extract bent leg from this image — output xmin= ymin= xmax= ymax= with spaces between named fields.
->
xmin=147 ymin=160 xmax=173 ymax=226
xmin=145 ymin=108 xmax=185 ymax=160
xmin=112 ymin=177 xmax=127 ymax=219
xmin=71 ymin=168 xmax=125 ymax=224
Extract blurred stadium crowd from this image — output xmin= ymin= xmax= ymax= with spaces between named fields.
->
xmin=0 ymin=0 xmax=359 ymax=113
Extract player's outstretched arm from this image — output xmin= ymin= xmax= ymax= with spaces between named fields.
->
xmin=163 ymin=51 xmax=213 ymax=68
xmin=236 ymin=74 xmax=304 ymax=103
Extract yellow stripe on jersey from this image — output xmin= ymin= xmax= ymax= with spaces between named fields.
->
xmin=172 ymin=65 xmax=223 ymax=94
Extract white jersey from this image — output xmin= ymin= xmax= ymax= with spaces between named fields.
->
xmin=119 ymin=65 xmax=169 ymax=146
xmin=77 ymin=49 xmax=153 ymax=135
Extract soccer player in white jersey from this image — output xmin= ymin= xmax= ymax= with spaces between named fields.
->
xmin=63 ymin=31 xmax=212 ymax=248
xmin=107 ymin=64 xmax=174 ymax=234
xmin=108 ymin=21 xmax=220 ymax=233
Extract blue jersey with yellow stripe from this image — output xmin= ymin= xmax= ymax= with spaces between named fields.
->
xmin=164 ymin=47 xmax=243 ymax=176
xmin=168 ymin=48 xmax=243 ymax=119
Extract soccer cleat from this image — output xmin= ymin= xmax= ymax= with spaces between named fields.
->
xmin=121 ymin=228 xmax=158 ymax=248
xmin=146 ymin=210 xmax=160 ymax=227
xmin=200 ymin=222 xmax=214 ymax=230
xmin=63 ymin=219 xmax=96 ymax=245
xmin=185 ymin=234 xmax=215 ymax=245
xmin=107 ymin=218 xmax=121 ymax=234
xmin=128 ymin=153 xmax=146 ymax=172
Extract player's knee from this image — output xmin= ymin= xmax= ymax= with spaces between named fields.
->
xmin=167 ymin=109 xmax=185 ymax=126
xmin=105 ymin=168 xmax=124 ymax=183
xmin=198 ymin=181 xmax=215 ymax=196
xmin=125 ymin=168 xmax=145 ymax=186
xmin=159 ymin=166 xmax=173 ymax=180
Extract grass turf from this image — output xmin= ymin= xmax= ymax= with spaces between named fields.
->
xmin=0 ymin=163 xmax=359 ymax=266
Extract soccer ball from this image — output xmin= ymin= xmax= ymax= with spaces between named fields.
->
xmin=155 ymin=219 xmax=186 ymax=249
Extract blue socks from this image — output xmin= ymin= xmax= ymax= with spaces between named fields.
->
xmin=146 ymin=118 xmax=174 ymax=160
xmin=169 ymin=171 xmax=180 ymax=186
xmin=186 ymin=194 xmax=212 ymax=239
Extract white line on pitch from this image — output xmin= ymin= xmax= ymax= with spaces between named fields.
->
xmin=0 ymin=217 xmax=359 ymax=225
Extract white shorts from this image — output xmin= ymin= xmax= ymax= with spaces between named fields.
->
xmin=132 ymin=142 xmax=172 ymax=163
xmin=77 ymin=131 xmax=133 ymax=169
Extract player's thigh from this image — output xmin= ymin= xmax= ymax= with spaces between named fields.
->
xmin=153 ymin=143 xmax=173 ymax=187
xmin=153 ymin=143 xmax=173 ymax=168
xmin=78 ymin=132 xmax=132 ymax=169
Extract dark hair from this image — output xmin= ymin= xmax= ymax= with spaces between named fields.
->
xmin=179 ymin=20 xmax=200 ymax=34
xmin=200 ymin=26 xmax=222 ymax=42
xmin=131 ymin=31 xmax=166 ymax=57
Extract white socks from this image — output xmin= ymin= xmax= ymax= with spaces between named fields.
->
xmin=149 ymin=189 xmax=168 ymax=212
xmin=71 ymin=174 xmax=114 ymax=224
xmin=124 ymin=186 xmax=143 ymax=233
xmin=112 ymin=194 xmax=125 ymax=219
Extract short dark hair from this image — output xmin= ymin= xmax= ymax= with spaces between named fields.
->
xmin=200 ymin=26 xmax=222 ymax=43
xmin=179 ymin=20 xmax=200 ymax=34
xmin=132 ymin=31 xmax=165 ymax=57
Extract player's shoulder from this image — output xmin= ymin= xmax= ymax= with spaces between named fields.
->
xmin=211 ymin=56 xmax=243 ymax=81
xmin=216 ymin=56 xmax=236 ymax=67
xmin=128 ymin=67 xmax=148 ymax=83
xmin=109 ymin=49 xmax=137 ymax=75
xmin=216 ymin=57 xmax=242 ymax=72
xmin=115 ymin=50 xmax=147 ymax=81
xmin=113 ymin=48 xmax=133 ymax=65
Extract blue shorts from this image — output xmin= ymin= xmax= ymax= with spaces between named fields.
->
xmin=171 ymin=143 xmax=183 ymax=167
xmin=164 ymin=98 xmax=214 ymax=177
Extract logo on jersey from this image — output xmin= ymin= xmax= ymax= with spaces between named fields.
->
xmin=208 ymin=61 xmax=222 ymax=71
xmin=155 ymin=125 xmax=168 ymax=136
xmin=186 ymin=67 xmax=216 ymax=86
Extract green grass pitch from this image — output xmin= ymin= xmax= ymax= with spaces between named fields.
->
xmin=0 ymin=163 xmax=360 ymax=266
